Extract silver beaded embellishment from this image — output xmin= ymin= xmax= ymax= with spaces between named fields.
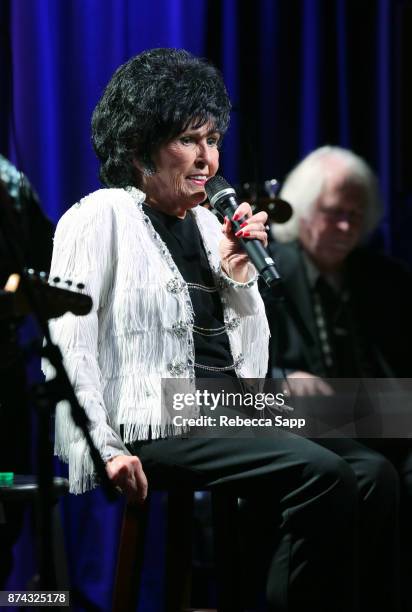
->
xmin=193 ymin=326 xmax=226 ymax=337
xmin=234 ymin=353 xmax=245 ymax=369
xmin=187 ymin=282 xmax=218 ymax=293
xmin=167 ymin=277 xmax=185 ymax=294
xmin=194 ymin=362 xmax=236 ymax=372
xmin=225 ymin=317 xmax=241 ymax=332
xmin=172 ymin=321 xmax=188 ymax=338
xmin=194 ymin=352 xmax=244 ymax=372
xmin=167 ymin=359 xmax=187 ymax=376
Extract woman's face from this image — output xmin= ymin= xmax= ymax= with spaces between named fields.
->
xmin=143 ymin=122 xmax=220 ymax=217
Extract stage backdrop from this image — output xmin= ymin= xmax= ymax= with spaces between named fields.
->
xmin=1 ymin=1 xmax=412 ymax=610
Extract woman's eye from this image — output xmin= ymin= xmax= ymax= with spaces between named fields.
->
xmin=179 ymin=136 xmax=193 ymax=145
xmin=207 ymin=137 xmax=219 ymax=146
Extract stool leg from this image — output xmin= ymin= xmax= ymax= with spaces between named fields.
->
xmin=52 ymin=502 xmax=69 ymax=589
xmin=165 ymin=489 xmax=194 ymax=612
xmin=112 ymin=499 xmax=149 ymax=612
xmin=211 ymin=491 xmax=241 ymax=612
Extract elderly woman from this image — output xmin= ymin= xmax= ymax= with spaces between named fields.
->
xmin=45 ymin=49 xmax=361 ymax=611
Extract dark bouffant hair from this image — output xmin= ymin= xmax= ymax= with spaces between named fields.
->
xmin=91 ymin=48 xmax=231 ymax=188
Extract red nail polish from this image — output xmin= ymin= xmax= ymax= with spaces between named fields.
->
xmin=240 ymin=221 xmax=248 ymax=228
xmin=235 ymin=229 xmax=243 ymax=237
xmin=232 ymin=213 xmax=240 ymax=221
xmin=242 ymin=231 xmax=251 ymax=237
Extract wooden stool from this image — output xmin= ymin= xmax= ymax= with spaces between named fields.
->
xmin=112 ymin=489 xmax=241 ymax=612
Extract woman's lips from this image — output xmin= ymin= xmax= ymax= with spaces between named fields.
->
xmin=186 ymin=175 xmax=207 ymax=186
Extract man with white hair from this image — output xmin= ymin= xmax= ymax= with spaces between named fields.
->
xmin=267 ymin=145 xmax=412 ymax=383
xmin=263 ymin=145 xmax=412 ymax=612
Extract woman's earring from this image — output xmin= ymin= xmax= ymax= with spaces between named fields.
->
xmin=142 ymin=163 xmax=155 ymax=177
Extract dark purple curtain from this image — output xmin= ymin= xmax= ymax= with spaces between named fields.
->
xmin=1 ymin=1 xmax=411 ymax=610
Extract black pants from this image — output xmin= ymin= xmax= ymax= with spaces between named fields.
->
xmin=130 ymin=428 xmax=400 ymax=612
xmin=361 ymin=438 xmax=412 ymax=612
xmin=317 ymin=437 xmax=400 ymax=612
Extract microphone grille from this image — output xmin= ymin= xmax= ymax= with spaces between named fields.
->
xmin=205 ymin=175 xmax=231 ymax=201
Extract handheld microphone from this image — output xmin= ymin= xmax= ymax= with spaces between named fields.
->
xmin=205 ymin=175 xmax=281 ymax=287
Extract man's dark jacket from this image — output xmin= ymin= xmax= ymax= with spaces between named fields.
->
xmin=262 ymin=240 xmax=412 ymax=379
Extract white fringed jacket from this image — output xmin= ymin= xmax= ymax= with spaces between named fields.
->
xmin=43 ymin=187 xmax=269 ymax=493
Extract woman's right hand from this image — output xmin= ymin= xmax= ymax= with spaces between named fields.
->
xmin=106 ymin=455 xmax=148 ymax=505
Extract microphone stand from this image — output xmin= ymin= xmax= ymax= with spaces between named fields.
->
xmin=0 ymin=181 xmax=118 ymax=591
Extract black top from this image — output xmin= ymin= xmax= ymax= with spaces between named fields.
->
xmin=142 ymin=204 xmax=235 ymax=377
